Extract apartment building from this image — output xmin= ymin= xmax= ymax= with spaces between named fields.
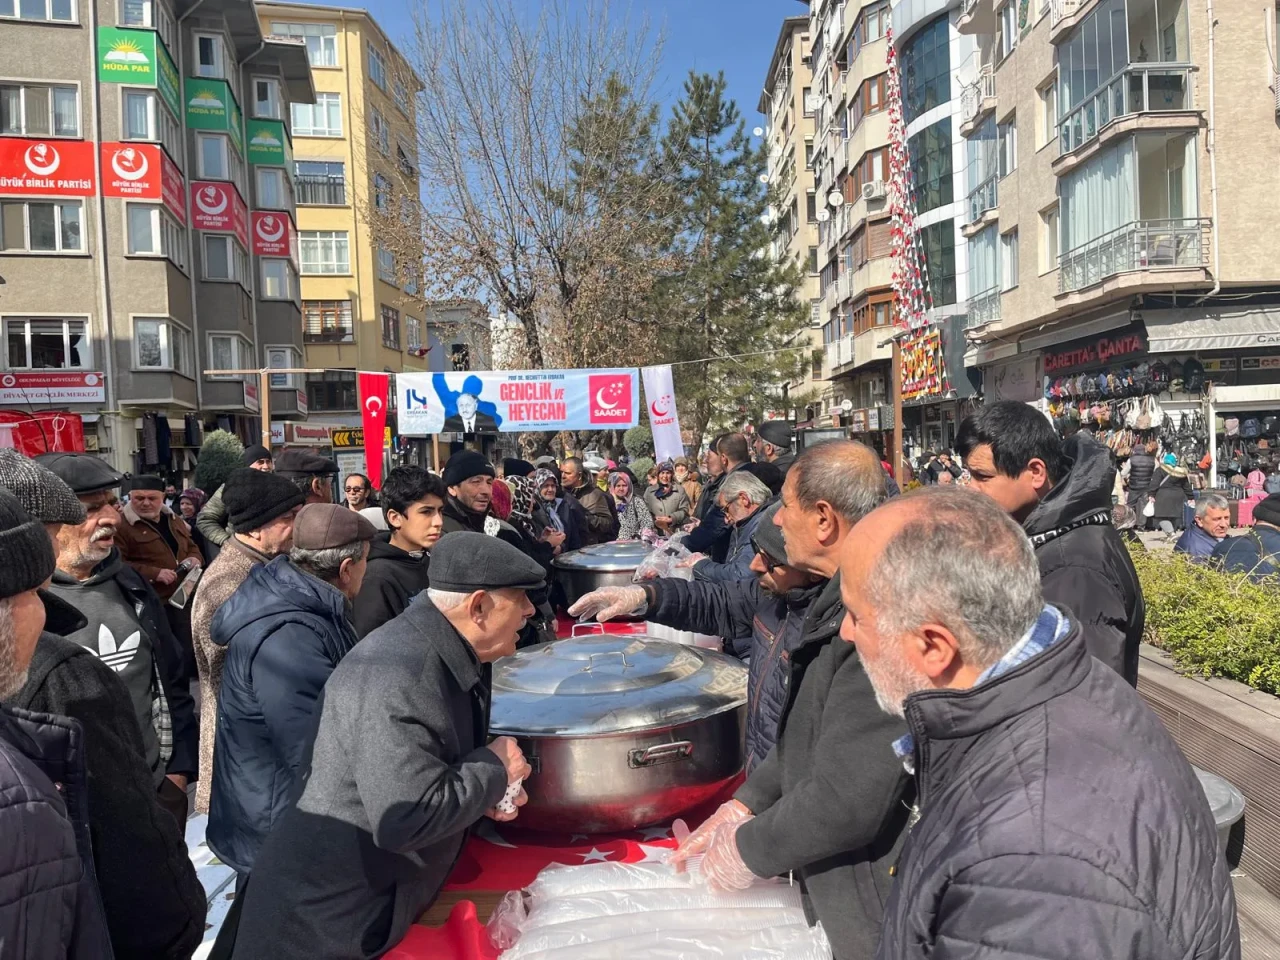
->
xmin=949 ymin=0 xmax=1280 ymax=469
xmin=256 ymin=1 xmax=427 ymax=431
xmin=0 ymin=0 xmax=314 ymax=473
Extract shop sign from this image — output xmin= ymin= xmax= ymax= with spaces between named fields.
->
xmin=987 ymin=354 xmax=1040 ymax=403
xmin=243 ymin=380 xmax=259 ymax=413
xmin=0 ymin=139 xmax=95 ymax=196
xmin=245 ymin=118 xmax=288 ymax=166
xmin=99 ymin=142 xmax=186 ymax=223
xmin=296 ymin=390 xmax=309 ymax=418
xmin=269 ymin=422 xmax=286 ymax=445
xmin=850 ymin=408 xmax=868 ymax=432
xmin=1201 ymin=358 xmax=1237 ymax=373
xmin=1241 ymin=355 xmax=1280 ymax=371
xmin=185 ymin=78 xmax=244 ymax=156
xmin=877 ymin=404 xmax=895 ymax=430
xmin=250 ymin=210 xmax=294 ymax=257
xmin=291 ymin=422 xmax=330 ymax=443
xmin=1042 ymin=322 xmax=1148 ymax=375
xmin=0 ymin=371 xmax=105 ymax=405
xmin=866 ymin=407 xmax=880 ymax=431
xmin=900 ymin=328 xmax=948 ymax=402
xmin=191 ymin=180 xmax=248 ymax=247
xmin=331 ymin=426 xmax=392 ymax=449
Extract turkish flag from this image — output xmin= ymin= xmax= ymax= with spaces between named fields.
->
xmin=358 ymin=372 xmax=389 ymax=490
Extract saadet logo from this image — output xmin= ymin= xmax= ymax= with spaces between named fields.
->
xmin=588 ymin=374 xmax=633 ymax=423
xmin=195 ymin=184 xmax=227 ymax=215
xmin=256 ymin=214 xmax=284 ymax=242
xmin=24 ymin=142 xmax=60 ymax=176
xmin=110 ymin=146 xmax=149 ymax=181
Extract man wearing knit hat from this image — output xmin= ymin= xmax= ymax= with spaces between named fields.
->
xmin=0 ymin=489 xmax=115 ymax=958
xmin=207 ymin=503 xmax=375 ymax=888
xmin=0 ymin=452 xmax=206 ymax=959
xmin=1212 ymin=492 xmax=1280 ymax=580
xmin=439 ymin=449 xmax=498 ymax=534
xmin=196 ymin=443 xmax=277 ymax=548
xmin=227 ymin=531 xmax=540 ymax=960
xmin=190 ymin=468 xmax=307 ymax=814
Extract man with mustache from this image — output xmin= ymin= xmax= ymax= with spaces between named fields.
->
xmin=37 ymin=453 xmax=198 ymax=826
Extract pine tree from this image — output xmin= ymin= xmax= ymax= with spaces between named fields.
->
xmin=655 ymin=72 xmax=807 ymax=445
xmin=193 ymin=430 xmax=244 ymax=493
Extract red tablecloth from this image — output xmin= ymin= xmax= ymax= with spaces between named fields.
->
xmin=553 ymin=612 xmax=648 ymax=639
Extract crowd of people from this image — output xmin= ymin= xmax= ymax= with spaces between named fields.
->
xmin=0 ymin=403 xmax=1254 ymax=959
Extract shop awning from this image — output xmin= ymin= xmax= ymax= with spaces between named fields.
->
xmin=1143 ymin=307 xmax=1280 ymax=353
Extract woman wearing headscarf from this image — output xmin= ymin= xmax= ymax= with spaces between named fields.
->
xmin=644 ymin=460 xmax=692 ymax=537
xmin=610 ymin=472 xmax=655 ymax=540
xmin=674 ymin=457 xmax=702 ymax=512
xmin=1148 ymin=452 xmax=1195 ymax=532
xmin=179 ymin=488 xmax=215 ymax=565
xmin=534 ymin=467 xmax=587 ymax=552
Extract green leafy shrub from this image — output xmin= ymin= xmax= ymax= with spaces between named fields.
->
xmin=194 ymin=429 xmax=245 ymax=494
xmin=624 ymin=425 xmax=654 ymax=460
xmin=629 ymin=456 xmax=656 ymax=481
xmin=1130 ymin=545 xmax=1280 ymax=694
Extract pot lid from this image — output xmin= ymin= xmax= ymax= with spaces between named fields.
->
xmin=490 ymin=634 xmax=747 ymax=736
xmin=551 ymin=539 xmax=655 ymax=572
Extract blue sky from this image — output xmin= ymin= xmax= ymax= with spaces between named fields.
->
xmin=357 ymin=0 xmax=798 ymax=125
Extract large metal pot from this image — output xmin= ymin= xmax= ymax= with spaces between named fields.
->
xmin=551 ymin=540 xmax=654 ymax=614
xmin=491 ymin=632 xmax=747 ymax=833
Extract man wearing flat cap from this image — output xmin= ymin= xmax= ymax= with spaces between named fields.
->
xmin=208 ymin=503 xmax=374 ymax=889
xmin=226 ymin=532 xmax=539 ymax=960
xmin=755 ymin=421 xmax=796 ymax=476
xmin=36 ymin=453 xmax=199 ymax=826
xmin=275 ymin=448 xmax=339 ymax=504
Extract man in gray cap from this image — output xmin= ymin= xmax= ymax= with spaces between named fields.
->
xmin=207 ymin=503 xmax=374 ymax=888
xmin=275 ymin=448 xmax=339 ymax=504
xmin=225 ymin=531 xmax=540 ymax=960
xmin=36 ymin=453 xmax=199 ymax=825
xmin=755 ymin=420 xmax=797 ymax=475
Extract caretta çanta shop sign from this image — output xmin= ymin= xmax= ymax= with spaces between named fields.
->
xmin=0 ymin=139 xmax=96 ymax=196
xmin=1042 ymin=323 xmax=1149 ymax=375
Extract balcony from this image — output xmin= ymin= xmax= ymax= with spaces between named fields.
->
xmin=1057 ymin=217 xmax=1210 ymax=293
xmin=967 ymin=287 xmax=1001 ymax=327
xmin=1049 ymin=0 xmax=1085 ymax=37
xmin=825 ymin=332 xmax=855 ymax=371
xmin=1058 ymin=65 xmax=1194 ymax=157
xmin=957 ymin=0 xmax=997 ymax=34
xmin=295 ymin=174 xmax=347 ymax=206
xmin=966 ymin=174 xmax=999 ymax=227
xmin=837 ymin=271 xmax=851 ymax=302
xmin=959 ymin=66 xmax=996 ymax=137
xmin=303 ymin=325 xmax=354 ymax=344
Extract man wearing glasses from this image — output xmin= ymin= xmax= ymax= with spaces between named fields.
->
xmin=344 ymin=473 xmax=372 ymax=512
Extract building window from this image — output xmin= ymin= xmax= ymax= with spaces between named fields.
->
xmin=256 ymin=167 xmax=290 ymax=210
xmin=808 ymin=245 xmax=818 ymax=274
xmin=194 ymin=33 xmax=228 ymax=81
xmin=203 ymin=234 xmax=250 ymax=288
xmin=0 ymin=82 xmax=79 ymax=137
xmin=122 ymin=89 xmax=181 ymax=160
xmin=0 ymin=199 xmax=83 ymax=253
xmin=294 ymin=160 xmax=345 ymax=204
xmin=368 ymin=44 xmax=388 ymax=90
xmin=299 ymin=229 xmax=349 ymax=274
xmin=907 ymin=118 xmax=953 ymax=214
xmin=206 ymin=333 xmax=250 ymax=380
xmin=125 ymin=203 xmax=184 ymax=267
xmin=998 ymin=115 xmax=1017 ymax=177
xmin=1039 ymin=203 xmax=1059 ymax=273
xmin=920 ymin=220 xmax=957 ymax=306
xmin=291 ymin=93 xmax=342 ymax=137
xmin=0 ymin=0 xmax=74 ymax=22
xmin=303 ymin=300 xmax=354 ymax=342
xmin=396 ymin=140 xmax=414 ymax=177
xmin=1036 ymin=80 xmax=1057 ymax=151
xmin=4 ymin=317 xmax=88 ymax=369
xmin=406 ymin=315 xmax=421 ymax=352
xmin=373 ymin=173 xmax=391 ymax=211
xmin=260 ymin=258 xmax=296 ymax=300
xmin=380 ymin=304 xmax=400 ymax=349
xmin=802 ymin=86 xmax=813 ymax=117
xmin=394 ymin=80 xmax=411 ymax=115
xmin=996 ymin=2 xmax=1018 ymax=60
xmin=806 ymin=191 xmax=817 ymax=224
xmin=377 ymin=245 xmax=396 ymax=284
xmin=900 ymin=14 xmax=950 ymax=124
xmin=271 ymin=21 xmax=338 ymax=67
xmin=370 ymin=108 xmax=389 ymax=154
xmin=307 ymin=369 xmax=356 ymax=410
xmin=133 ymin=316 xmax=192 ymax=376
xmin=804 ymin=138 xmax=814 ymax=169
xmin=197 ymin=131 xmax=229 ymax=179
xmin=120 ymin=0 xmax=175 ymax=50
xmin=266 ymin=345 xmax=300 ymax=387
xmin=253 ymin=78 xmax=281 ymax=120
xmin=1001 ymin=228 xmax=1019 ymax=290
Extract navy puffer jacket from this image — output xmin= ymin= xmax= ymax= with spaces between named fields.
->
xmin=208 ymin=556 xmax=359 ymax=875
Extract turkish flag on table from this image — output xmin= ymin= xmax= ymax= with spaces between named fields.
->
xmin=357 ymin=372 xmax=389 ymax=489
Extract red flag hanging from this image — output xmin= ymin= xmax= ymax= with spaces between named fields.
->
xmin=357 ymin=372 xmax=390 ymax=490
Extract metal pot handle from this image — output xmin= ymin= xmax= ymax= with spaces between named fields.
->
xmin=629 ymin=740 xmax=694 ymax=768
xmin=571 ymin=622 xmax=606 ymax=637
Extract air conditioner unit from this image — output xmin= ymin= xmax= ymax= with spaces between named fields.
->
xmin=862 ymin=180 xmax=887 ymax=202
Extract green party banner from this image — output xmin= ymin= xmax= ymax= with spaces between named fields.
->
xmin=156 ymin=39 xmax=180 ymax=118
xmin=98 ymin=26 xmax=158 ymax=85
xmin=245 ymin=119 xmax=288 ymax=166
xmin=186 ymin=78 xmax=244 ymax=157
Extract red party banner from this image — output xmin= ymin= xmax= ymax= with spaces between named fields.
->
xmin=190 ymin=180 xmax=248 ymax=247
xmin=0 ymin=138 xmax=96 ymax=196
xmin=101 ymin=143 xmax=187 ymax=225
xmin=160 ymin=150 xmax=185 ymax=223
xmin=358 ymin=372 xmax=390 ymax=490
xmin=250 ymin=210 xmax=295 ymax=258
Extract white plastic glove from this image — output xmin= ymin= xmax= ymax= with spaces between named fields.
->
xmin=701 ymin=817 xmax=758 ymax=892
xmin=666 ymin=799 xmax=751 ymax=873
xmin=567 ymin=585 xmax=648 ymax=622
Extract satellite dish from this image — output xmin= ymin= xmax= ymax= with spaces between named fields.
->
xmin=840 ymin=399 xmax=854 ymax=413
xmin=758 ymin=173 xmax=770 ymax=184
xmin=752 ymin=126 xmax=764 ymax=137
xmin=816 ymin=208 xmax=831 ymax=222
xmin=828 ymin=191 xmax=845 ymax=207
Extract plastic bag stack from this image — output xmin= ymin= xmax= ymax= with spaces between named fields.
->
xmin=489 ymin=860 xmax=833 ymax=960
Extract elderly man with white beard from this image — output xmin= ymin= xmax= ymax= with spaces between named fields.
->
xmin=840 ymin=486 xmax=1240 ymax=960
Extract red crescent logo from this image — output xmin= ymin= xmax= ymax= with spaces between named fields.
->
xmin=650 ymin=398 xmax=670 ymax=418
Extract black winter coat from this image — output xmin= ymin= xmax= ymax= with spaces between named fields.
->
xmin=1023 ymin=437 xmax=1145 ymax=685
xmin=733 ymin=576 xmax=913 ymax=960
xmin=1126 ymin=448 xmax=1156 ymax=510
xmin=685 ymin=467 xmax=740 ymax=562
xmin=0 ymin=703 xmax=113 ymax=960
xmin=877 ymin=618 xmax=1240 ymax=960
xmin=6 ymin=594 xmax=205 ymax=960
xmin=351 ymin=534 xmax=430 ymax=638
xmin=208 ymin=556 xmax=359 ymax=875
xmin=643 ymin=573 xmax=835 ymax=773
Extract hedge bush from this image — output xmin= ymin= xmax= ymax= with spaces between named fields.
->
xmin=1130 ymin=545 xmax=1280 ymax=694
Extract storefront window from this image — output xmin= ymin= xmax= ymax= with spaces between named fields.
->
xmin=900 ymin=15 xmax=951 ymax=124
xmin=908 ymin=118 xmax=953 ymax=214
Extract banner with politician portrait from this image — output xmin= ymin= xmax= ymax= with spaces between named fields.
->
xmin=397 ymin=368 xmax=640 ymax=435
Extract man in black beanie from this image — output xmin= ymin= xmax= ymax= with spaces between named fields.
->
xmin=196 ymin=444 xmax=276 ymax=549
xmin=191 ymin=468 xmax=306 ymax=813
xmin=0 ymin=489 xmax=115 ymax=959
xmin=440 ymin=450 xmax=497 ymax=535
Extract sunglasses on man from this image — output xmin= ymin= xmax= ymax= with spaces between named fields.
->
xmin=750 ymin=533 xmax=786 ymax=572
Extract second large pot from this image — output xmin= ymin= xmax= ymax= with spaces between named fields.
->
xmin=491 ymin=634 xmax=747 ymax=833
xmin=551 ymin=540 xmax=654 ymax=613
